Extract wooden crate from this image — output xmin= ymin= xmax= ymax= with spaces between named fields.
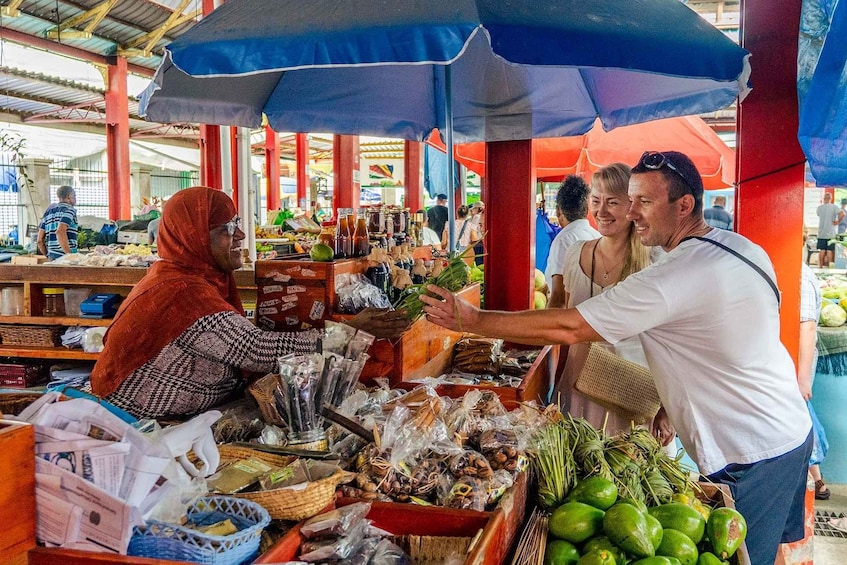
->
xmin=401 ymin=342 xmax=553 ymax=405
xmin=256 ymin=499 xmax=505 ymax=565
xmin=696 ymin=482 xmax=751 ymax=565
xmin=255 ymin=257 xmax=367 ymax=331
xmin=0 ymin=421 xmax=36 ymax=565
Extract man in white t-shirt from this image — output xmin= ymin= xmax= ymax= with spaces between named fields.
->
xmin=545 ymin=175 xmax=600 ymax=308
xmin=422 ymin=151 xmax=812 ymax=565
xmin=816 ymin=192 xmax=840 ymax=268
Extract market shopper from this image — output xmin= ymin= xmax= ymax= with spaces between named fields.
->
xmin=422 ymin=151 xmax=812 ymax=565
xmin=545 ymin=175 xmax=600 ymax=309
xmin=554 ymin=164 xmax=651 ymax=433
xmin=36 ymin=185 xmax=78 ymax=259
xmin=90 ymin=186 xmax=409 ymax=419
xmin=416 ymin=209 xmax=442 ymax=249
xmin=427 ymin=193 xmax=449 ymax=240
xmin=816 ymin=192 xmax=840 ymax=268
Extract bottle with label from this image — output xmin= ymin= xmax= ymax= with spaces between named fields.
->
xmin=318 ymin=221 xmax=335 ymax=247
xmin=353 ymin=213 xmax=370 ymax=257
xmin=345 ymin=212 xmax=356 ymax=257
xmin=334 ymin=216 xmax=349 ymax=259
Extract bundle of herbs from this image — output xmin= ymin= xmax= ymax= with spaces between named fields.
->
xmin=392 ymin=249 xmax=471 ymax=321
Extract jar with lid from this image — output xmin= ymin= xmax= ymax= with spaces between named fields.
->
xmin=42 ymin=287 xmax=66 ymax=317
xmin=318 ymin=221 xmax=335 ymax=247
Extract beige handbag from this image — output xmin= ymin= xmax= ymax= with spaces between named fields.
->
xmin=574 ymin=342 xmax=661 ymax=423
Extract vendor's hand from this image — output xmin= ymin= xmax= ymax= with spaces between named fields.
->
xmin=421 ymin=284 xmax=480 ymax=332
xmin=346 ymin=307 xmax=411 ymax=340
xmin=651 ymin=406 xmax=675 ymax=447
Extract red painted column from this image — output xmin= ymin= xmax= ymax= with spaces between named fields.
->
xmin=199 ymin=0 xmax=222 ymax=190
xmin=229 ymin=128 xmax=239 ymax=212
xmin=105 ymin=56 xmax=131 ymax=220
xmin=736 ymin=0 xmax=805 ymax=361
xmin=484 ymin=140 xmax=535 ymax=311
xmin=296 ymin=133 xmax=309 ymax=209
xmin=404 ymin=140 xmax=423 ymax=211
xmin=265 ymin=126 xmax=280 ymax=211
xmin=333 ymin=135 xmax=360 ymax=214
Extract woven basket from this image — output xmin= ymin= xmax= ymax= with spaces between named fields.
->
xmin=0 ymin=392 xmax=44 ymax=416
xmin=248 ymin=374 xmax=286 ymax=427
xmin=128 ymin=496 xmax=270 ymax=565
xmin=0 ymin=324 xmax=62 ymax=347
xmin=574 ymin=343 xmax=661 ymax=423
xmin=232 ymin=467 xmax=349 ymax=521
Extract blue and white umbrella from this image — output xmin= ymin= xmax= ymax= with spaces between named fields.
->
xmin=140 ymin=0 xmax=751 ymax=248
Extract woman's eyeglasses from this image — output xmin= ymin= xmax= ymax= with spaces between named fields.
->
xmin=221 ymin=216 xmax=242 ymax=236
xmin=637 ymin=151 xmax=695 ymax=194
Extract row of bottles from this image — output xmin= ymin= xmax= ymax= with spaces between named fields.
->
xmin=317 ymin=210 xmax=371 ymax=258
xmin=364 ymin=243 xmax=440 ymax=303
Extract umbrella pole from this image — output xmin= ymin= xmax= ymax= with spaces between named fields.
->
xmin=445 ymin=65 xmax=456 ymax=253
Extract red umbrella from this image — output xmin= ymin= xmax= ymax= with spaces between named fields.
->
xmin=428 ymin=116 xmax=735 ymax=189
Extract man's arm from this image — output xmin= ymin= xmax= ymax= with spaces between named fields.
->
xmin=421 ymin=284 xmax=602 ymax=345
xmin=56 ymin=223 xmax=71 ymax=254
xmin=547 ymin=274 xmax=566 ymax=309
xmin=36 ymin=229 xmax=47 ymax=256
xmin=797 ymin=319 xmax=817 ymax=400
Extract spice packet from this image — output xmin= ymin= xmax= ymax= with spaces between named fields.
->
xmin=207 ymin=458 xmax=274 ymax=494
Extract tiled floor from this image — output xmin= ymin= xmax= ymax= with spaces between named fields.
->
xmin=812 ymin=483 xmax=847 ymax=564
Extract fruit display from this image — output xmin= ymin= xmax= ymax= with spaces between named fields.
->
xmin=544 ymin=475 xmax=748 ymax=565
xmin=818 ymin=274 xmax=847 ymax=325
xmin=534 ymin=267 xmax=549 ymax=309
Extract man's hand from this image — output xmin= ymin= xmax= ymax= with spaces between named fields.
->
xmin=346 ymin=307 xmax=411 ymax=340
xmin=420 ymin=284 xmax=481 ymax=332
xmin=651 ymin=406 xmax=676 ymax=447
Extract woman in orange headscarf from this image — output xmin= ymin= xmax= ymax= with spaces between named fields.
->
xmin=90 ymin=187 xmax=407 ymax=419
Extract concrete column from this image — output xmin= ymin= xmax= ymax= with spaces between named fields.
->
xmin=18 ymin=157 xmax=53 ymax=235
xmin=130 ymin=164 xmax=152 ymax=214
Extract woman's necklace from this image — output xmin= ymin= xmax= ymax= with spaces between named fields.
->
xmin=591 ymin=240 xmax=613 ymax=281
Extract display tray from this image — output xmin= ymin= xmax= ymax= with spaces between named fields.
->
xmin=399 ymin=343 xmax=553 ymax=405
xmin=256 ymin=498 xmax=505 ymax=565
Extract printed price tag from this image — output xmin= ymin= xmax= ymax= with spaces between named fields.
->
xmin=287 ymin=285 xmax=307 ymax=294
xmin=309 ymin=300 xmax=325 ymax=320
xmin=262 ymin=284 xmax=285 ymax=294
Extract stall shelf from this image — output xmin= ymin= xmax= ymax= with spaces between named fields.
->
xmin=0 ymin=264 xmax=256 ymax=361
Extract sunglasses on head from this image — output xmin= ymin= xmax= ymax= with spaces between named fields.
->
xmin=637 ymin=151 xmax=696 ymax=195
xmin=221 ymin=216 xmax=242 ymax=236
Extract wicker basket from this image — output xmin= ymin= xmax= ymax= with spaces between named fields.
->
xmin=233 ymin=467 xmax=349 ymax=521
xmin=128 ymin=496 xmax=270 ymax=565
xmin=574 ymin=342 xmax=661 ymax=423
xmin=0 ymin=392 xmax=44 ymax=417
xmin=248 ymin=373 xmax=286 ymax=427
xmin=0 ymin=324 xmax=63 ymax=347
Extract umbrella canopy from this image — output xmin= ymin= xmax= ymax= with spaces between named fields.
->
xmin=427 ymin=116 xmax=736 ymax=189
xmin=140 ymin=0 xmax=751 ymax=144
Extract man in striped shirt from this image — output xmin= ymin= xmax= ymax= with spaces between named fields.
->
xmin=37 ymin=185 xmax=78 ymax=259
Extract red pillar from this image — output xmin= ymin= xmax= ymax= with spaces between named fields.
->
xmin=265 ymin=126 xmax=280 ymax=211
xmin=736 ymin=0 xmax=805 ymax=362
xmin=333 ymin=135 xmax=360 ymax=214
xmin=105 ymin=56 xmax=131 ymax=220
xmin=296 ymin=133 xmax=309 ymax=209
xmin=404 ymin=140 xmax=423 ymax=211
xmin=229 ymin=128 xmax=239 ymax=212
xmin=484 ymin=140 xmax=535 ymax=311
xmin=199 ymin=0 xmax=222 ymax=189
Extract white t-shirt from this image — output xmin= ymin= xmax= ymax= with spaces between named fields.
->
xmin=577 ymin=228 xmax=811 ymax=475
xmin=421 ymin=226 xmax=441 ymax=247
xmin=545 ymin=219 xmax=601 ymax=287
xmin=817 ymin=203 xmax=840 ymax=239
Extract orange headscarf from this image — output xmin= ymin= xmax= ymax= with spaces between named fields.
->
xmin=91 ymin=187 xmax=244 ymax=397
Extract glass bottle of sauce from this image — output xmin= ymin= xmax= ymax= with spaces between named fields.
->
xmin=318 ymin=221 xmax=335 ymax=247
xmin=353 ymin=214 xmax=370 ymax=257
xmin=345 ymin=212 xmax=356 ymax=257
xmin=334 ymin=216 xmax=349 ymax=258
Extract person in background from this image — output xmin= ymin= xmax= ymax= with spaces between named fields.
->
xmin=816 ymin=192 xmax=840 ymax=268
xmin=838 ymin=198 xmax=847 ymax=234
xmin=422 ymin=151 xmax=811 ymax=565
xmin=468 ymin=201 xmax=485 ymax=265
xmin=37 ymin=185 xmax=78 ymax=259
xmin=545 ymin=175 xmax=600 ymax=309
xmin=416 ymin=209 xmax=442 ymax=249
xmin=427 ymin=193 xmax=449 ymax=241
xmin=703 ymin=194 xmax=733 ymax=230
xmin=147 ymin=217 xmax=161 ymax=245
xmin=443 ymin=205 xmax=471 ymax=251
xmin=90 ymin=187 xmax=409 ymax=419
xmin=555 ymin=163 xmax=652 ymax=433
xmin=798 ymin=262 xmax=830 ymax=500
xmin=311 ymin=202 xmax=327 ymax=225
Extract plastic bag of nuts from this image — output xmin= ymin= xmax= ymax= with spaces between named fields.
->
xmin=440 ymin=475 xmax=488 ymax=511
xmin=448 ymin=449 xmax=494 ymax=481
xmin=476 ymin=428 xmax=522 ymax=473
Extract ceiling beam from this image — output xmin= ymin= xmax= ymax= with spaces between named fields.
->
xmin=0 ymin=0 xmax=24 ymax=17
xmin=46 ymin=0 xmax=120 ymax=40
xmin=120 ymin=0 xmax=199 ymax=57
xmin=0 ymin=28 xmax=155 ymax=77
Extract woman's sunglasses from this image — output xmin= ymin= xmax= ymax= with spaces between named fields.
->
xmin=221 ymin=216 xmax=242 ymax=236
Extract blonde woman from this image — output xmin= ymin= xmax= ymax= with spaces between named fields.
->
xmin=555 ymin=163 xmax=653 ymax=433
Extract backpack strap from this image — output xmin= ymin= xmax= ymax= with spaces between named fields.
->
xmin=681 ymin=236 xmax=781 ymax=308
